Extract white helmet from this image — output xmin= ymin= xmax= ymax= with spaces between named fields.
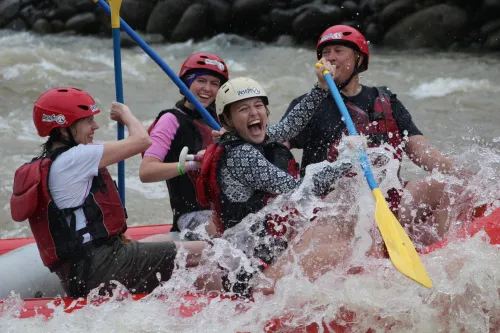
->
xmin=215 ymin=77 xmax=268 ymax=115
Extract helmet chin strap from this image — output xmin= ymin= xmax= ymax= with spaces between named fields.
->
xmin=336 ymin=54 xmax=362 ymax=91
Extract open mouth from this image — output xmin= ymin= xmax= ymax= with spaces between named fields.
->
xmin=198 ymin=93 xmax=212 ymax=103
xmin=248 ymin=119 xmax=263 ymax=136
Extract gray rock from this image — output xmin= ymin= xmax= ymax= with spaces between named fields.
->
xmin=290 ymin=0 xmax=314 ymax=7
xmin=65 ymin=12 xmax=100 ymax=34
xmin=203 ymin=0 xmax=230 ymax=33
xmin=232 ymin=0 xmax=278 ymax=18
xmin=47 ymin=5 xmax=78 ymax=22
xmin=170 ymin=3 xmax=208 ymax=42
xmin=480 ymin=20 xmax=500 ymax=37
xmin=51 ymin=19 xmax=65 ymax=33
xmin=52 ymin=0 xmax=97 ymax=12
xmin=120 ymin=0 xmax=157 ymax=31
xmin=269 ymin=8 xmax=296 ymax=34
xmin=146 ymin=0 xmax=192 ymax=39
xmin=364 ymin=22 xmax=383 ymax=44
xmin=293 ymin=4 xmax=342 ymax=40
xmin=0 ymin=0 xmax=20 ymax=28
xmin=378 ymin=0 xmax=415 ymax=30
xmin=475 ymin=0 xmax=500 ymax=24
xmin=19 ymin=5 xmax=44 ymax=27
xmin=32 ymin=18 xmax=52 ymax=34
xmin=383 ymin=4 xmax=468 ymax=49
xmin=341 ymin=0 xmax=358 ymax=17
xmin=484 ymin=29 xmax=500 ymax=51
xmin=5 ymin=17 xmax=27 ymax=31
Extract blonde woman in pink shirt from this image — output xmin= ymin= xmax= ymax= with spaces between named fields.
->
xmin=139 ymin=53 xmax=229 ymax=240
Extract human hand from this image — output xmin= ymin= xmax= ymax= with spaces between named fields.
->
xmin=315 ymin=58 xmax=336 ymax=90
xmin=212 ymin=127 xmax=227 ymax=140
xmin=109 ymin=102 xmax=132 ymax=125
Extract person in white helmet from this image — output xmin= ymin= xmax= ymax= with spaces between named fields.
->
xmin=196 ymin=60 xmax=357 ymax=296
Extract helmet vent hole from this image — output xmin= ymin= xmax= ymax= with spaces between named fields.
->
xmin=224 ymin=88 xmax=229 ymax=93
xmin=200 ymin=55 xmax=208 ymax=59
xmin=343 ymin=32 xmax=352 ymax=36
xmin=77 ymin=105 xmax=89 ymax=111
xmin=196 ymin=61 xmax=205 ymax=65
xmin=57 ymin=89 xmax=68 ymax=92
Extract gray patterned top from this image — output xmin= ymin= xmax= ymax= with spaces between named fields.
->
xmin=220 ymin=86 xmax=352 ymax=202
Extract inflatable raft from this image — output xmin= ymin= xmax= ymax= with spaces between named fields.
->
xmin=1 ymin=204 xmax=499 ymax=333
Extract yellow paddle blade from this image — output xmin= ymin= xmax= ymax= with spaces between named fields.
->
xmin=372 ymin=188 xmax=433 ymax=288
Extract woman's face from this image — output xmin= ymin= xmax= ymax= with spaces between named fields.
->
xmin=189 ymin=74 xmax=221 ymax=107
xmin=227 ymin=97 xmax=268 ymax=144
xmin=71 ymin=116 xmax=99 ymax=144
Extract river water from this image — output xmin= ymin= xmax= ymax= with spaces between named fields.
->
xmin=1 ymin=31 xmax=500 ymax=332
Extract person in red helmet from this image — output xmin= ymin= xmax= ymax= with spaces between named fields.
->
xmin=283 ymin=25 xmax=460 ymax=243
xmin=10 ymin=88 xmax=214 ymax=297
xmin=139 ymin=52 xmax=229 ymax=241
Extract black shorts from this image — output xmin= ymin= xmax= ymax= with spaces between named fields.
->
xmin=56 ymin=237 xmax=177 ymax=297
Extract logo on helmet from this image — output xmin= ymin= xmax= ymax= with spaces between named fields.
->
xmin=90 ymin=104 xmax=99 ymax=112
xmin=42 ymin=114 xmax=67 ymax=125
xmin=237 ymin=87 xmax=261 ymax=96
xmin=205 ymin=59 xmax=225 ymax=71
xmin=320 ymin=32 xmax=343 ymax=43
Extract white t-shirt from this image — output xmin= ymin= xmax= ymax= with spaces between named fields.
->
xmin=48 ymin=144 xmax=104 ymax=243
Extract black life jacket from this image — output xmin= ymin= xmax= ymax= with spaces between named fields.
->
xmin=146 ymin=106 xmax=216 ymax=230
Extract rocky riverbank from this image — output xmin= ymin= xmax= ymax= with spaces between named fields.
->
xmin=1 ymin=0 xmax=500 ymax=51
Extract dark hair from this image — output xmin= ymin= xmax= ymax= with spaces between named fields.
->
xmin=39 ymin=119 xmax=81 ymax=157
xmin=40 ymin=128 xmax=64 ymax=157
xmin=175 ymin=98 xmax=186 ymax=109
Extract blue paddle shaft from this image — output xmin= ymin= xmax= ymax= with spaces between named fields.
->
xmin=95 ymin=0 xmax=221 ymax=131
xmin=323 ymin=74 xmax=378 ymax=190
xmin=112 ymin=27 xmax=126 ymax=205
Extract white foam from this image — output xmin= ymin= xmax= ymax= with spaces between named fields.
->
xmin=409 ymin=77 xmax=499 ymax=99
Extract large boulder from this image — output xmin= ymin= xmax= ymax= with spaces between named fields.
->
xmin=480 ymin=19 xmax=500 ymax=38
xmin=5 ymin=17 xmax=27 ymax=31
xmin=204 ymin=0 xmax=231 ymax=33
xmin=170 ymin=3 xmax=209 ymax=42
xmin=232 ymin=0 xmax=278 ymax=18
xmin=32 ymin=18 xmax=52 ymax=34
xmin=53 ymin=0 xmax=96 ymax=12
xmin=378 ymin=0 xmax=415 ymax=30
xmin=269 ymin=8 xmax=296 ymax=34
xmin=46 ymin=5 xmax=78 ymax=22
xmin=484 ymin=29 xmax=500 ymax=51
xmin=119 ymin=0 xmax=157 ymax=31
xmin=293 ymin=3 xmax=342 ymax=40
xmin=19 ymin=5 xmax=44 ymax=27
xmin=146 ymin=0 xmax=192 ymax=39
xmin=0 ymin=0 xmax=20 ymax=28
xmin=383 ymin=4 xmax=468 ymax=49
xmin=65 ymin=12 xmax=100 ymax=34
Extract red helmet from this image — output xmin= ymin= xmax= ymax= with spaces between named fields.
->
xmin=316 ymin=25 xmax=369 ymax=72
xmin=179 ymin=52 xmax=229 ymax=84
xmin=33 ymin=87 xmax=101 ymax=137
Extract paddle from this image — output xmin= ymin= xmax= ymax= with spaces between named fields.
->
xmin=93 ymin=0 xmax=221 ymax=131
xmin=109 ymin=0 xmax=125 ymax=205
xmin=317 ymin=64 xmax=432 ymax=288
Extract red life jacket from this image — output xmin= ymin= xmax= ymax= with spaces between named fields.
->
xmin=10 ymin=149 xmax=127 ymax=271
xmin=327 ymin=88 xmax=404 ymax=167
xmin=196 ymin=134 xmax=298 ymax=237
xmin=327 ymin=88 xmax=405 ymax=213
xmin=145 ymin=107 xmax=215 ymax=230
